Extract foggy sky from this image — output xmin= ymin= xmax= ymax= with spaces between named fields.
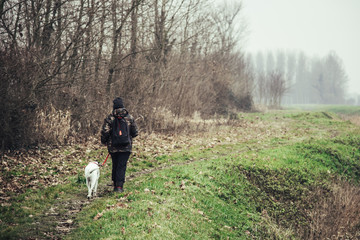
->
xmin=241 ymin=0 xmax=360 ymax=96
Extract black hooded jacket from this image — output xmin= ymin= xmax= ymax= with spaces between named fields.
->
xmin=101 ymin=108 xmax=138 ymax=153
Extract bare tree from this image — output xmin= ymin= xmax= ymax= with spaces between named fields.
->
xmin=318 ymin=51 xmax=348 ymax=104
xmin=284 ymin=51 xmax=296 ymax=104
xmin=0 ymin=0 xmax=252 ymax=148
xmin=106 ymin=0 xmax=143 ymax=96
xmin=266 ymin=51 xmax=275 ymax=74
xmin=266 ymin=71 xmax=289 ymax=108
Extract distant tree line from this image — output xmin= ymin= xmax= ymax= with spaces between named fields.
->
xmin=249 ymin=50 xmax=349 ymax=106
xmin=0 ymin=0 xmax=253 ymax=149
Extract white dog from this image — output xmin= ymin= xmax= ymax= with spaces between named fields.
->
xmin=84 ymin=161 xmax=100 ymax=199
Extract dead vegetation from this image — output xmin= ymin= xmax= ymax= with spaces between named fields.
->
xmin=340 ymin=115 xmax=360 ymax=126
xmin=0 ymin=138 xmax=102 ymax=203
xmin=307 ymin=179 xmax=360 ymax=239
xmin=0 ymin=0 xmax=253 ymax=150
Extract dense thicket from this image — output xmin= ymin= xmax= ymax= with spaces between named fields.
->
xmin=0 ymin=0 xmax=253 ymax=148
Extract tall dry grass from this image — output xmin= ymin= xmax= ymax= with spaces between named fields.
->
xmin=306 ymin=180 xmax=360 ymax=239
xmin=139 ymin=107 xmax=239 ymax=134
xmin=342 ymin=115 xmax=360 ymax=126
xmin=35 ymin=105 xmax=71 ymax=145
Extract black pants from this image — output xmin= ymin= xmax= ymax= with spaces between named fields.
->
xmin=111 ymin=152 xmax=131 ymax=188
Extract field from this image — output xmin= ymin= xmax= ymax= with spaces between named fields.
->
xmin=1 ymin=106 xmax=360 ymax=239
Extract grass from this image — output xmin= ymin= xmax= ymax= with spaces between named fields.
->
xmin=284 ymin=104 xmax=360 ymax=114
xmin=70 ymin=159 xmax=261 ymax=239
xmin=1 ymin=108 xmax=360 ymax=239
xmin=67 ymin=110 xmax=360 ymax=239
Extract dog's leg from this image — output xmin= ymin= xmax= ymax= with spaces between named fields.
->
xmin=89 ymin=171 xmax=97 ymax=198
xmin=86 ymin=177 xmax=92 ymax=199
xmin=93 ymin=170 xmax=100 ymax=197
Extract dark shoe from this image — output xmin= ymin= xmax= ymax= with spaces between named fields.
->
xmin=114 ymin=187 xmax=124 ymax=193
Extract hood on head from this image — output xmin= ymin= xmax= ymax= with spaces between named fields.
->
xmin=113 ymin=97 xmax=124 ymax=110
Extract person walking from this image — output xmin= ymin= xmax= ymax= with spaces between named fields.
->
xmin=101 ymin=97 xmax=138 ymax=192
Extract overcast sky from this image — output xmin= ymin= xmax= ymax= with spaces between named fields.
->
xmin=240 ymin=0 xmax=360 ymax=96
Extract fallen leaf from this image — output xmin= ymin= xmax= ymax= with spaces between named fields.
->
xmin=93 ymin=212 xmax=103 ymax=220
xmin=180 ymin=180 xmax=186 ymax=190
xmin=116 ymin=202 xmax=129 ymax=209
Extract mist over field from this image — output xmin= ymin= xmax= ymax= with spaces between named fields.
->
xmin=242 ymin=0 xmax=360 ymax=100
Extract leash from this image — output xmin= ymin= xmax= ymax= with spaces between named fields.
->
xmin=83 ymin=153 xmax=110 ymax=168
xmin=101 ymin=153 xmax=110 ymax=167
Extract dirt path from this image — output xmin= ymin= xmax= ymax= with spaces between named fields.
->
xmin=44 ymin=142 xmax=273 ymax=238
xmin=46 ymin=157 xmax=207 ymax=239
